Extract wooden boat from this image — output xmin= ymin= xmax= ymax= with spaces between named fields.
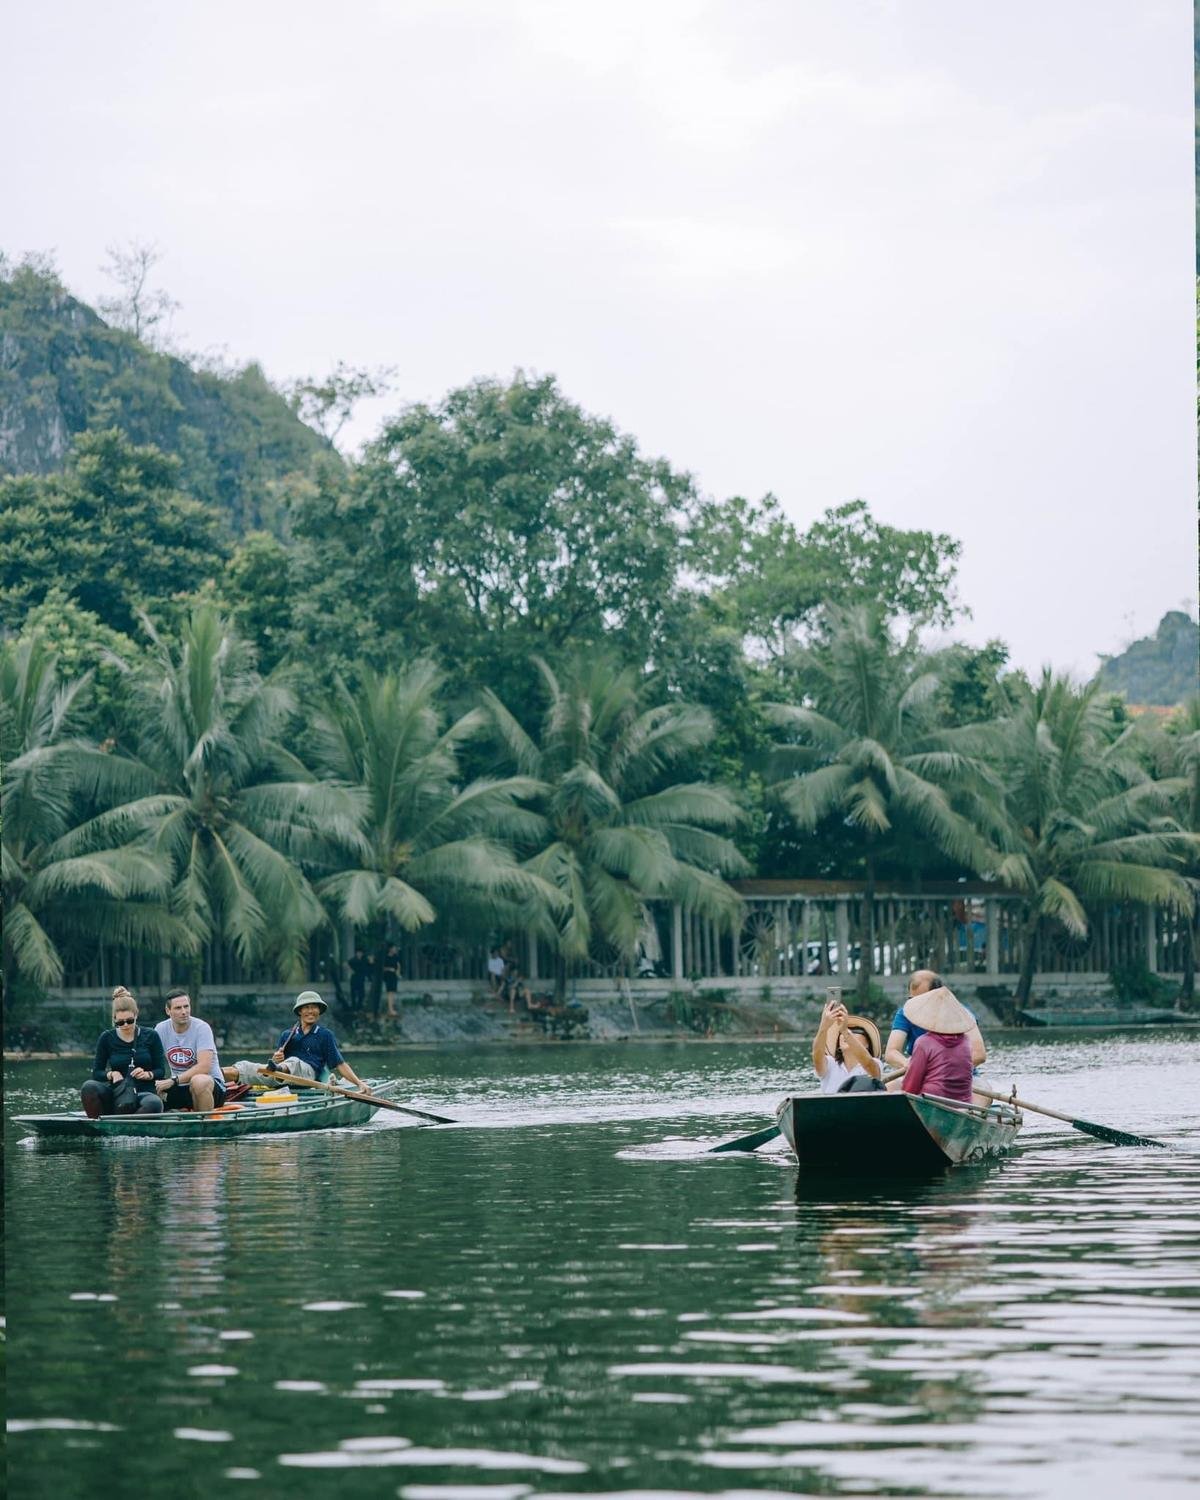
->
xmin=775 ymin=1089 xmax=1022 ymax=1172
xmin=12 ymin=1079 xmax=401 ymax=1142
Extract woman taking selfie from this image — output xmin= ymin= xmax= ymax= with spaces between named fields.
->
xmin=812 ymin=995 xmax=883 ymax=1094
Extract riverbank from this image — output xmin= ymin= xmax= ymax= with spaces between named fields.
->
xmin=8 ymin=986 xmax=1196 ymax=1063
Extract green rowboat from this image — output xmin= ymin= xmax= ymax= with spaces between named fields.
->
xmin=13 ymin=1079 xmax=401 ymax=1142
xmin=775 ymin=1090 xmax=1022 ymax=1171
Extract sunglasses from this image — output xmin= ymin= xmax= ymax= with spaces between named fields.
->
xmin=114 ymin=1017 xmax=136 ymax=1027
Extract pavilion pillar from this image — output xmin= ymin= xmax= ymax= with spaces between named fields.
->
xmin=835 ymin=899 xmax=851 ymax=978
xmin=672 ymin=902 xmax=684 ymax=981
xmin=985 ymin=900 xmax=1000 ymax=976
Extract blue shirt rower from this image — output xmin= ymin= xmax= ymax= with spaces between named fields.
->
xmin=223 ymin=991 xmax=368 ymax=1091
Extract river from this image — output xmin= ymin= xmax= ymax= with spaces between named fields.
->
xmin=5 ymin=1029 xmax=1200 ymax=1499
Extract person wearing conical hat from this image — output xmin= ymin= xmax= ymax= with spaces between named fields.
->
xmin=812 ymin=995 xmax=883 ymax=1095
xmin=898 ymin=985 xmax=975 ymax=1103
xmin=885 ymin=969 xmax=987 ymax=1081
xmin=222 ymin=991 xmax=367 ymax=1091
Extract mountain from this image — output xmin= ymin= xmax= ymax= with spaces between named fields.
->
xmin=0 ymin=262 xmax=334 ymax=530
xmin=1096 ymin=610 xmax=1200 ymax=706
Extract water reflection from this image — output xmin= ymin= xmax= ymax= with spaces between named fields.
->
xmin=7 ymin=1032 xmax=1200 ymax=1499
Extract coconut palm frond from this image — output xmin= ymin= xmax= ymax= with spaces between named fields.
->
xmin=845 ymin=777 xmax=891 ymax=833
xmin=1072 ymin=861 xmax=1195 ymax=913
xmin=655 ymin=823 xmax=751 ymax=875
xmin=621 ymin=784 xmax=744 ymax=833
xmin=1037 ymin=877 xmax=1089 ymax=936
xmin=4 ymin=901 xmax=64 ymax=986
xmin=480 ymin=688 xmax=542 ymax=776
xmin=774 ymin=763 xmax=854 ymax=830
xmin=377 ymin=875 xmax=438 ymax=931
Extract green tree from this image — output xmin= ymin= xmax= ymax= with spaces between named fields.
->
xmin=306 ymin=662 xmax=553 ymax=985
xmin=684 ymin=495 xmax=963 ymax=656
xmin=1132 ymin=697 xmax=1200 ymax=1000
xmin=483 ymin=657 xmax=747 ymax=997
xmin=0 ymin=428 xmax=229 ymax=635
xmin=118 ymin=607 xmax=356 ymax=983
xmin=291 ymin=374 xmax=690 ymax=696
xmin=982 ymin=675 xmax=1198 ymax=1006
xmin=1 ymin=637 xmax=183 ymax=988
xmin=221 ymin=530 xmax=297 ymax=673
xmin=766 ymin=606 xmax=996 ymax=997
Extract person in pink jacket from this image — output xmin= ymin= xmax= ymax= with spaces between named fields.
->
xmin=899 ymin=986 xmax=974 ymax=1103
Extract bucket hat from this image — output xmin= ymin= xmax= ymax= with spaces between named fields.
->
xmin=903 ymin=986 xmax=972 ymax=1035
xmin=292 ymin=990 xmax=328 ymax=1015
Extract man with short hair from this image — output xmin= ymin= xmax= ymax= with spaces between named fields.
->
xmin=885 ymin=968 xmax=987 ymax=1079
xmin=155 ymin=989 xmax=226 ymax=1111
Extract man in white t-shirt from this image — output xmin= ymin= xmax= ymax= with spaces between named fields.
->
xmin=155 ymin=989 xmax=226 ymax=1111
xmin=486 ymin=948 xmax=505 ymax=995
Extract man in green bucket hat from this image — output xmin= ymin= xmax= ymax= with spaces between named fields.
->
xmin=222 ymin=990 xmax=368 ymax=1092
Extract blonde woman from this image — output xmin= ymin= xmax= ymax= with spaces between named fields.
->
xmin=80 ymin=987 xmax=168 ymax=1118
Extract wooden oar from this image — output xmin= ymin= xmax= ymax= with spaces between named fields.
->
xmin=711 ymin=1069 xmax=904 ymax=1153
xmin=971 ymin=1083 xmax=1167 ymax=1149
xmin=257 ymin=1069 xmax=455 ymax=1125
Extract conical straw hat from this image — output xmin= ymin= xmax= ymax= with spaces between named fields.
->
xmin=902 ymin=986 xmax=972 ymax=1035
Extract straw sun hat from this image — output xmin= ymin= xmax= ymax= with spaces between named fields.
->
xmin=838 ymin=1013 xmax=881 ymax=1055
xmin=902 ymin=986 xmax=973 ymax=1035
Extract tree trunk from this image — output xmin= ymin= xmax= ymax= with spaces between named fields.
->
xmin=554 ymin=953 xmax=567 ymax=1006
xmin=857 ymin=850 xmax=876 ymax=1001
xmin=1180 ymin=912 xmax=1197 ymax=1003
xmin=1014 ymin=914 xmax=1040 ymax=1008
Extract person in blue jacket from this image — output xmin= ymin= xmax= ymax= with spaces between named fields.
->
xmin=223 ymin=991 xmax=367 ymax=1091
xmin=885 ymin=969 xmax=987 ymax=1082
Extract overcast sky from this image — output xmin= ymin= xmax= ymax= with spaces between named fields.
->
xmin=6 ymin=0 xmax=1196 ymax=675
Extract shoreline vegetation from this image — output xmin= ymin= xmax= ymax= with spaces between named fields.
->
xmin=3 ymin=256 xmax=1199 ymax=1050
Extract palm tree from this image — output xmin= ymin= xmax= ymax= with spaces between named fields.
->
xmin=766 ymin=606 xmax=997 ymax=998
xmin=1 ymin=636 xmax=184 ymax=988
xmin=483 ymin=657 xmax=747 ymax=997
xmin=119 ymin=607 xmax=355 ymax=984
xmin=307 ymin=661 xmax=553 ymax=986
xmin=982 ymin=674 xmax=1197 ymax=1006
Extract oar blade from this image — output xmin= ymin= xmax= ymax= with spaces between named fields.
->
xmin=710 ymin=1125 xmax=781 ymax=1154
xmin=1071 ymin=1118 xmax=1167 ymax=1150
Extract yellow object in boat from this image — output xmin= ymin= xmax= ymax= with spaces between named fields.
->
xmin=254 ymin=1089 xmax=299 ymax=1106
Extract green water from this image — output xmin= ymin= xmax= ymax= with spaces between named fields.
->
xmin=6 ymin=1032 xmax=1200 ymax=1499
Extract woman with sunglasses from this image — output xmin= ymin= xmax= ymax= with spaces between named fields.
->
xmin=80 ymin=986 xmax=169 ymax=1118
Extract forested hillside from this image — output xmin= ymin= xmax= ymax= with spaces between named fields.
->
xmin=0 ymin=260 xmax=332 ymax=530
xmin=1097 ymin=610 xmax=1200 ymax=705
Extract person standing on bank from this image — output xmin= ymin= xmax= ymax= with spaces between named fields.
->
xmin=224 ymin=991 xmax=368 ymax=1091
xmin=885 ymin=968 xmax=987 ymax=1080
xmin=155 ymin=988 xmax=226 ymax=1111
xmin=81 ymin=986 xmax=169 ymax=1117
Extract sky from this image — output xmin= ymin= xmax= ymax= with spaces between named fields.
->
xmin=5 ymin=0 xmax=1196 ymax=675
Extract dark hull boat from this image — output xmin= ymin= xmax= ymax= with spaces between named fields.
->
xmin=775 ymin=1090 xmax=1022 ymax=1172
xmin=13 ymin=1079 xmax=400 ymax=1142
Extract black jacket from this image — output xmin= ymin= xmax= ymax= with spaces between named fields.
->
xmin=91 ymin=1026 xmax=169 ymax=1092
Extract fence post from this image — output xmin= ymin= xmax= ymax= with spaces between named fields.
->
xmin=1144 ymin=907 xmax=1157 ymax=973
xmin=835 ymin=899 xmax=851 ymax=977
xmin=986 ymin=899 xmax=1000 ymax=976
xmin=672 ymin=902 xmax=684 ymax=981
xmin=527 ymin=931 xmax=539 ymax=981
